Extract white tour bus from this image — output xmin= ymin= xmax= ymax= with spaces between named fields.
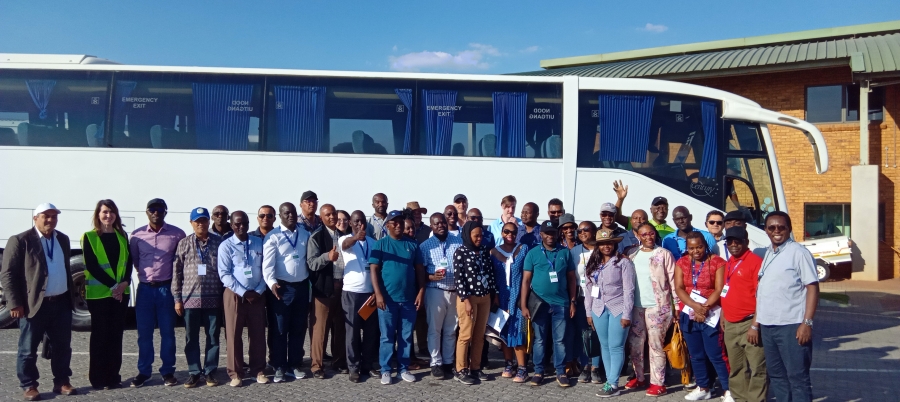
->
xmin=0 ymin=54 xmax=828 ymax=329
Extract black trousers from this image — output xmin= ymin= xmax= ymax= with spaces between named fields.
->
xmin=341 ymin=291 xmax=379 ymax=372
xmin=87 ymin=297 xmax=128 ymax=388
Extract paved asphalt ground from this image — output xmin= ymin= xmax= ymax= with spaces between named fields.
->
xmin=0 ymin=278 xmax=897 ymax=401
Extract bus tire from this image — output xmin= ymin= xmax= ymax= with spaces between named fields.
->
xmin=69 ymin=254 xmax=92 ymax=331
xmin=816 ymin=261 xmax=831 ymax=282
xmin=0 ymin=250 xmax=17 ymax=329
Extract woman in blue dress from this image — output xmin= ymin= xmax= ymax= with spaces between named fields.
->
xmin=490 ymin=221 xmax=529 ymax=383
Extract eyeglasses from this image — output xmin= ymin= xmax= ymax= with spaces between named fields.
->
xmin=502 ymin=229 xmax=518 ymax=235
xmin=577 ymin=228 xmax=593 ymax=234
xmin=337 ymin=218 xmax=350 ymax=223
xmin=638 ymin=232 xmax=656 ymax=238
xmin=147 ymin=208 xmax=166 ymax=214
xmin=258 ymin=213 xmax=274 ymax=219
xmin=766 ymin=225 xmax=788 ymax=232
xmin=707 ymin=220 xmax=723 ymax=226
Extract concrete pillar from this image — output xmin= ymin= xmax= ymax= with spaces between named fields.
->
xmin=851 ymin=165 xmax=880 ymax=280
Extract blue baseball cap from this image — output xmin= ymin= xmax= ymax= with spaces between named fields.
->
xmin=386 ymin=210 xmax=405 ymax=222
xmin=190 ymin=207 xmax=211 ymax=222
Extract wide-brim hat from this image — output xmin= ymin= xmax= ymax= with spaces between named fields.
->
xmin=406 ymin=201 xmax=427 ymax=214
xmin=595 ymin=228 xmax=623 ymax=244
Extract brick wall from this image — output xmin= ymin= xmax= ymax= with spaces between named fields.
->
xmin=684 ymin=67 xmax=899 ymax=279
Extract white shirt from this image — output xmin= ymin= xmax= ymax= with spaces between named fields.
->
xmin=570 ymin=244 xmax=593 ymax=295
xmin=339 ymin=233 xmax=374 ymax=293
xmin=262 ymin=225 xmax=311 ymax=287
xmin=36 ymin=228 xmax=67 ymax=297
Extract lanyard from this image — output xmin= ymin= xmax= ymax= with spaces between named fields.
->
xmin=439 ymin=240 xmax=449 ymax=259
xmin=196 ymin=237 xmax=209 ymax=263
xmin=43 ymin=234 xmax=55 ymax=261
xmin=691 ymin=260 xmax=705 ymax=288
xmin=241 ymin=240 xmax=250 ymax=264
xmin=284 ymin=228 xmax=299 ymax=250
xmin=726 ymin=259 xmax=743 ymax=284
xmin=356 ymin=239 xmax=369 ymax=260
xmin=540 ymin=247 xmax=556 ymax=271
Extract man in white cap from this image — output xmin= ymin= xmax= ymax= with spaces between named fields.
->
xmin=598 ymin=202 xmax=635 ymax=253
xmin=1 ymin=203 xmax=77 ymax=400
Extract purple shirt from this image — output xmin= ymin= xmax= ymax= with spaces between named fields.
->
xmin=130 ymin=223 xmax=186 ymax=283
xmin=584 ymin=254 xmax=636 ymax=319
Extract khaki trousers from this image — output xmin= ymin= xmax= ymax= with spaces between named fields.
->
xmin=455 ymin=295 xmax=490 ymax=372
xmin=310 ymin=289 xmax=347 ymax=372
xmin=223 ymin=289 xmax=266 ymax=380
xmin=723 ymin=318 xmax=768 ymax=402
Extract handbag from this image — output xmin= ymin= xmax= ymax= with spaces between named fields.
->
xmin=526 ymin=290 xmax=546 ymax=317
xmin=582 ymin=327 xmax=601 ymax=358
xmin=663 ymin=320 xmax=688 ymax=369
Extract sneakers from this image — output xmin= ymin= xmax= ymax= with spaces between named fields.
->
xmin=556 ymin=374 xmax=570 ymax=388
xmin=206 ymin=375 xmax=219 ymax=387
xmin=369 ymin=369 xmax=381 ymax=378
xmin=131 ymin=374 xmax=150 ymax=388
xmin=597 ymin=383 xmax=621 ymax=397
xmin=400 ymin=371 xmax=415 ymax=383
xmin=624 ymin=377 xmax=646 ymax=390
xmin=163 ymin=374 xmax=178 ymax=386
xmin=257 ymin=373 xmax=269 ymax=384
xmin=513 ymin=367 xmax=528 ymax=383
xmin=381 ymin=372 xmax=392 ymax=385
xmin=578 ymin=365 xmax=592 ymax=383
xmin=431 ymin=365 xmax=445 ymax=379
xmin=349 ymin=371 xmax=360 ymax=383
xmin=502 ymin=361 xmax=515 ymax=378
xmin=472 ymin=370 xmax=488 ymax=381
xmin=229 ymin=378 xmax=242 ymax=387
xmin=685 ymin=381 xmax=698 ymax=389
xmin=684 ymin=387 xmax=712 ymax=400
xmin=591 ymin=368 xmax=605 ymax=384
xmin=530 ymin=373 xmax=544 ymax=386
xmin=722 ymin=390 xmax=735 ymax=402
xmin=455 ymin=369 xmax=476 ymax=385
xmin=184 ymin=374 xmax=201 ymax=388
xmin=274 ymin=368 xmax=285 ymax=383
xmin=292 ymin=368 xmax=308 ymax=379
xmin=646 ymin=384 xmax=667 ymax=397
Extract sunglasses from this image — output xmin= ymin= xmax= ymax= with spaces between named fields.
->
xmin=766 ymin=225 xmax=788 ymax=232
xmin=502 ymin=229 xmax=518 ymax=235
xmin=577 ymin=228 xmax=593 ymax=234
xmin=258 ymin=213 xmax=274 ymax=219
xmin=213 ymin=212 xmax=226 ymax=216
xmin=707 ymin=220 xmax=723 ymax=226
xmin=725 ymin=238 xmax=745 ymax=245
xmin=468 ymin=216 xmax=483 ymax=222
xmin=147 ymin=208 xmax=166 ymax=214
xmin=600 ymin=212 xmax=615 ymax=217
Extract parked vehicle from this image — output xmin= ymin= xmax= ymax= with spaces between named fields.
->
xmin=799 ymin=235 xmax=853 ymax=282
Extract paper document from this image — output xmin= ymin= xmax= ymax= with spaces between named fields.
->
xmin=487 ymin=309 xmax=510 ymax=333
xmin=681 ymin=291 xmax=721 ymax=328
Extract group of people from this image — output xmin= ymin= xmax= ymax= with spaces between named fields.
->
xmin=0 ymin=181 xmax=820 ymax=402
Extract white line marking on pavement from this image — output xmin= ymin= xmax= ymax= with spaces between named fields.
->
xmin=810 ymin=368 xmax=900 ymax=373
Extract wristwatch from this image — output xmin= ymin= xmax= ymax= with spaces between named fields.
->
xmin=802 ymin=318 xmax=814 ymax=328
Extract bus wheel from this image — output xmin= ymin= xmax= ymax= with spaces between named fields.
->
xmin=69 ymin=255 xmax=92 ymax=331
xmin=816 ymin=261 xmax=831 ymax=282
xmin=0 ymin=250 xmax=16 ymax=329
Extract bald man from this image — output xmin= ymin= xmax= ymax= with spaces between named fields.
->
xmin=308 ymin=204 xmax=346 ymax=378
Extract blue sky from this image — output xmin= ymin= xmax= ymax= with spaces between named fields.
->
xmin=2 ymin=1 xmax=898 ymax=74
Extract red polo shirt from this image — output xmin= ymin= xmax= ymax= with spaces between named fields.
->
xmin=720 ymin=249 xmax=763 ymax=323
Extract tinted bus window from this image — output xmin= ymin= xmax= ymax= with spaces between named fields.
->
xmin=416 ymin=81 xmax=561 ymax=158
xmin=110 ymin=73 xmax=263 ymax=151
xmin=577 ymin=91 xmax=724 ymax=204
xmin=264 ymin=77 xmax=417 ymax=154
xmin=0 ymin=70 xmax=110 ymax=147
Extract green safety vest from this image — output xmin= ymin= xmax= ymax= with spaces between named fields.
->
xmin=82 ymin=230 xmax=130 ymax=300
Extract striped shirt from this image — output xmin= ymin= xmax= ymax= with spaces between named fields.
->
xmin=583 ymin=254 xmax=636 ymax=319
xmin=172 ymin=234 xmax=223 ymax=309
xmin=418 ymin=234 xmax=463 ymax=291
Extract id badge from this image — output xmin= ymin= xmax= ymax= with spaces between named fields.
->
xmin=239 ymin=265 xmax=252 ymax=279
xmin=197 ymin=263 xmax=207 ymax=276
xmin=291 ymin=254 xmax=300 ymax=260
xmin=720 ymin=285 xmax=730 ymax=298
xmin=438 ymin=258 xmax=449 ymax=269
xmin=590 ymin=285 xmax=600 ymax=298
xmin=580 ymin=276 xmax=586 ymax=287
xmin=549 ymin=270 xmax=559 ymax=283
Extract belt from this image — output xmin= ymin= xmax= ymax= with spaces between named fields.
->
xmin=428 ymin=287 xmax=457 ymax=293
xmin=44 ymin=292 xmax=68 ymax=302
xmin=142 ymin=279 xmax=172 ymax=287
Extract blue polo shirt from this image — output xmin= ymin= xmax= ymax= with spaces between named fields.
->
xmin=661 ymin=228 xmax=719 ymax=259
xmin=369 ymin=235 xmax=423 ymax=303
xmin=524 ymin=245 xmax=575 ymax=307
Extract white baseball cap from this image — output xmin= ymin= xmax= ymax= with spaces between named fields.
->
xmin=33 ymin=203 xmax=61 ymax=217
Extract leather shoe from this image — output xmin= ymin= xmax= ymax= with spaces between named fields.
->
xmin=52 ymin=383 xmax=77 ymax=395
xmin=23 ymin=387 xmax=40 ymax=401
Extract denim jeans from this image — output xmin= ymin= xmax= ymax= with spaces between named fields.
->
xmin=680 ymin=312 xmax=730 ymax=391
xmin=593 ymin=310 xmax=628 ymax=387
xmin=266 ymin=280 xmax=310 ymax=371
xmin=135 ymin=283 xmax=177 ymax=377
xmin=17 ymin=296 xmax=73 ymax=389
xmin=531 ymin=303 xmax=569 ymax=375
xmin=377 ymin=300 xmax=416 ymax=374
xmin=762 ymin=323 xmax=813 ymax=402
xmin=183 ymin=308 xmax=221 ymax=376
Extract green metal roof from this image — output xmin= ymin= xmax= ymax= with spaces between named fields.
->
xmin=520 ymin=26 xmax=900 ymax=80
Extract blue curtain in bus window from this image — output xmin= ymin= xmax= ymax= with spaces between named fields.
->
xmin=274 ymin=86 xmax=326 ymax=153
xmin=25 ymin=80 xmax=56 ymax=119
xmin=422 ymin=90 xmax=457 ymax=156
xmin=700 ymin=101 xmax=719 ymax=179
xmin=191 ymin=83 xmax=254 ymax=150
xmin=395 ymin=88 xmax=412 ymax=154
xmin=492 ymin=92 xmax=527 ymax=157
xmin=597 ymin=94 xmax=655 ymax=163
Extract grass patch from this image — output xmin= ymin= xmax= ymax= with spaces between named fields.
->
xmin=820 ymin=292 xmax=850 ymax=306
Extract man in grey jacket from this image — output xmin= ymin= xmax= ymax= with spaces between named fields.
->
xmin=307 ymin=204 xmax=345 ymax=378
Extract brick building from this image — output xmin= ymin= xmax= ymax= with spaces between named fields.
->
xmin=524 ymin=21 xmax=900 ymax=280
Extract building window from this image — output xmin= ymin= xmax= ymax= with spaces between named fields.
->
xmin=804 ymin=204 xmax=850 ymax=240
xmin=805 ymin=84 xmax=884 ymax=124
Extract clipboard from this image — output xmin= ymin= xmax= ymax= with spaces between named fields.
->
xmin=358 ymin=295 xmax=377 ymax=320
